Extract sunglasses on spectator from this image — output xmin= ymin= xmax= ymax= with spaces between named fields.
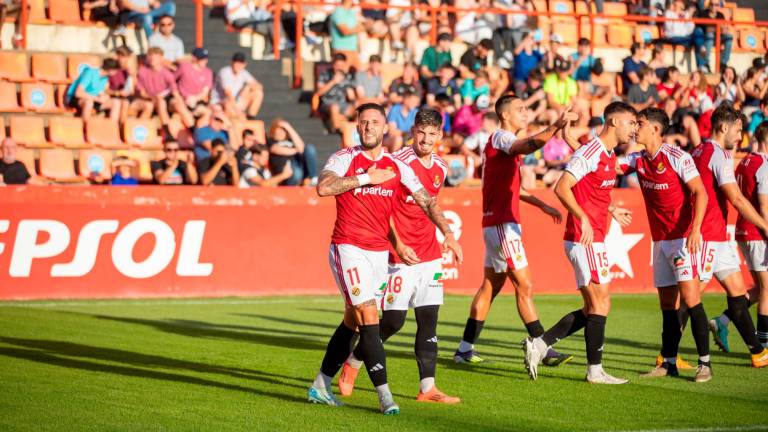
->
xmin=160 ymin=21 xmax=174 ymax=27
xmin=165 ymin=148 xmax=179 ymax=152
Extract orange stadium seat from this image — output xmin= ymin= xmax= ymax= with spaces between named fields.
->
xmin=635 ymin=25 xmax=659 ymax=43
xmin=554 ymin=19 xmax=579 ymax=45
xmin=49 ymin=116 xmax=89 ymax=148
xmin=738 ymin=28 xmax=765 ymax=52
xmin=32 ymin=53 xmax=69 ymax=83
xmin=243 ymin=120 xmax=266 ymax=144
xmin=0 ymin=52 xmax=33 ymax=82
xmin=21 ymin=82 xmax=63 ymax=113
xmin=10 ymin=116 xmax=52 ymax=148
xmin=580 ymin=19 xmax=607 ymax=46
xmin=28 ymin=0 xmax=48 ymax=22
xmin=49 ymin=0 xmax=82 ymax=23
xmin=123 ymin=118 xmax=162 ymax=150
xmin=574 ymin=1 xmax=593 ymax=15
xmin=732 ymin=7 xmax=756 ymax=24
xmin=15 ymin=147 xmax=38 ymax=176
xmin=39 ymin=148 xmax=86 ymax=182
xmin=86 ymin=117 xmax=126 ymax=149
xmin=603 ymin=2 xmax=627 ymax=18
xmin=67 ymin=54 xmax=101 ymax=80
xmin=0 ymin=81 xmax=23 ymax=113
xmin=549 ymin=0 xmax=574 ymax=16
xmin=0 ymin=117 xmax=5 ymax=141
xmin=78 ymin=149 xmax=113 ymax=179
xmin=115 ymin=149 xmax=154 ymax=182
xmin=607 ymin=24 xmax=635 ymax=48
xmin=532 ymin=0 xmax=549 ymax=23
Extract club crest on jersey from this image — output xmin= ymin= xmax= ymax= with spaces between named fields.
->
xmin=351 ymin=286 xmax=361 ymax=296
xmin=433 ymin=175 xmax=441 ymax=188
xmin=656 ymin=162 xmax=666 ymax=174
xmin=705 ymin=265 xmax=712 ymax=273
xmin=601 ymin=268 xmax=609 ymax=277
xmin=515 ymin=254 xmax=523 ymax=262
xmin=387 ymin=294 xmax=394 ymax=304
xmin=673 ymin=256 xmax=685 ymax=267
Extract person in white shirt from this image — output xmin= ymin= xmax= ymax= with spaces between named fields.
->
xmin=148 ymin=15 xmax=184 ymax=66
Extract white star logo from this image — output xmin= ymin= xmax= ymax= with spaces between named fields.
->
xmin=604 ymin=219 xmax=644 ymax=278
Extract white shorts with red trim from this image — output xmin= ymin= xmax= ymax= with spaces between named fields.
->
xmin=563 ymin=241 xmax=611 ymax=288
xmin=328 ymin=243 xmax=389 ymax=307
xmin=381 ymin=259 xmax=444 ymax=311
xmin=738 ymin=240 xmax=768 ymax=272
xmin=652 ymin=239 xmax=697 ymax=287
xmin=483 ymin=223 xmax=529 ymax=273
xmin=697 ymin=241 xmax=741 ymax=282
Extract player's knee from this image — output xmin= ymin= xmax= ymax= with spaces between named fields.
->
xmin=515 ymin=279 xmax=534 ymax=299
xmin=415 ymin=305 xmax=439 ymax=330
xmin=380 ymin=310 xmax=407 ymax=339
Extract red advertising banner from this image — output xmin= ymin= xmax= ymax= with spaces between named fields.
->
xmin=0 ymin=186 xmax=745 ymax=300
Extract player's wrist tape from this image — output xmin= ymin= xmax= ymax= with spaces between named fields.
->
xmin=356 ymin=173 xmax=371 ymax=186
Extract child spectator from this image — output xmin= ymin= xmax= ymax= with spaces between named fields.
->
xmin=460 ymin=69 xmax=490 ymax=105
xmin=110 ymin=156 xmax=139 ymax=185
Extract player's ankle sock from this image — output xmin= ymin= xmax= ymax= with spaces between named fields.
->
xmin=661 ymin=309 xmax=682 ymax=360
xmin=460 ymin=318 xmax=484 ymax=350
xmin=347 ymin=353 xmax=363 ymax=369
xmin=375 ymin=383 xmax=394 ymax=405
xmin=587 ymin=363 xmax=604 ymax=377
xmin=698 ymin=354 xmax=711 ymax=365
xmin=688 ymin=303 xmax=710 ymax=358
xmin=419 ymin=377 xmax=435 ymax=393
xmin=524 ymin=320 xmax=545 ymax=338
xmin=585 ymin=314 xmax=607 ymax=366
xmin=532 ymin=336 xmax=548 ymax=353
xmin=664 ymin=357 xmax=677 ymax=365
xmin=719 ymin=309 xmax=732 ymax=326
xmin=677 ymin=303 xmax=689 ymax=331
xmin=313 ymin=372 xmax=333 ymax=390
xmin=359 ymin=324 xmax=388 ymax=387
xmin=758 ymin=314 xmax=768 ymax=346
xmin=414 ymin=306 xmax=439 ymax=382
xmin=542 ymin=309 xmax=587 ymax=346
xmin=320 ymin=321 xmax=357 ymax=378
xmin=727 ymin=296 xmax=764 ymax=354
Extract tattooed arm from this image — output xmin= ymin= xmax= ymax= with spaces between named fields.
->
xmin=316 ymin=166 xmax=396 ymax=197
xmin=412 ymin=189 xmax=463 ymax=264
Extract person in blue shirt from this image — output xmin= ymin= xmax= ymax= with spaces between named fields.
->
xmin=621 ymin=42 xmax=648 ymax=96
xmin=570 ymin=38 xmax=595 ymax=83
xmin=110 ymin=156 xmax=139 ymax=186
xmin=385 ymin=90 xmax=420 ymax=151
xmin=193 ymin=114 xmax=230 ymax=161
xmin=512 ymin=32 xmax=544 ymax=96
xmin=748 ymin=97 xmax=768 ymax=135
xmin=66 ymin=58 xmax=123 ymax=123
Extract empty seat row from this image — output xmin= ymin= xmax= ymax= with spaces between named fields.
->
xmin=0 ymin=51 xmax=101 ymax=84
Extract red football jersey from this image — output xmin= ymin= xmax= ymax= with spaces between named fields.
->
xmin=323 ymin=146 xmax=424 ymax=251
xmin=620 ymin=144 xmax=700 ymax=241
xmin=735 ymin=152 xmax=768 ymax=241
xmin=563 ymin=137 xmax=616 ymax=243
xmin=690 ymin=140 xmax=736 ymax=242
xmin=481 ymin=129 xmax=523 ymax=227
xmin=389 ymin=146 xmax=448 ymax=264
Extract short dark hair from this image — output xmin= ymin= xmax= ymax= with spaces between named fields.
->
xmin=114 ymin=45 xmax=132 ymax=56
xmin=437 ymin=32 xmax=452 ymax=42
xmin=578 ymin=37 xmax=590 ymax=46
xmin=478 ymin=38 xmax=493 ymax=51
xmin=638 ymin=107 xmax=669 ymax=132
xmin=528 ymin=68 xmax=544 ymax=82
xmin=638 ymin=66 xmax=653 ymax=80
xmin=630 ymin=42 xmax=644 ymax=55
xmin=435 ymin=93 xmax=452 ymax=104
xmin=495 ymin=94 xmax=519 ymax=116
xmin=211 ymin=138 xmax=226 ymax=149
xmin=755 ymin=121 xmax=768 ymax=145
xmin=604 ymin=101 xmax=637 ymax=123
xmin=414 ymin=108 xmax=443 ymax=129
xmin=710 ymin=103 xmax=741 ymax=133
xmin=102 ymin=58 xmax=119 ymax=70
xmin=333 ymin=52 xmax=347 ymax=62
xmin=242 ymin=129 xmax=254 ymax=140
xmin=369 ymin=54 xmax=381 ymax=63
xmin=232 ymin=52 xmax=247 ymax=63
xmin=662 ymin=66 xmax=678 ymax=82
xmin=761 ymin=94 xmax=768 ymax=107
xmin=356 ymin=102 xmax=386 ymax=117
xmin=159 ymin=14 xmax=173 ymax=23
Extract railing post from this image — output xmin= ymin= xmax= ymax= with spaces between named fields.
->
xmin=273 ymin=0 xmax=282 ymax=60
xmin=429 ymin=4 xmax=437 ymax=45
xmin=293 ymin=0 xmax=303 ymax=89
xmin=714 ymin=22 xmax=721 ymax=73
xmin=20 ymin=0 xmax=28 ymax=49
xmin=589 ymin=13 xmax=594 ymax=56
xmin=195 ymin=0 xmax=203 ymax=48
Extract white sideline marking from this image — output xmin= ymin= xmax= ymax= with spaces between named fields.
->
xmin=613 ymin=426 xmax=768 ymax=432
xmin=0 ymin=297 xmax=341 ymax=308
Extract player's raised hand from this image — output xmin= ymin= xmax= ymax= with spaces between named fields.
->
xmin=686 ymin=226 xmax=702 ymax=254
xmin=611 ymin=207 xmax=633 ymax=227
xmin=396 ymin=244 xmax=421 ymax=266
xmin=443 ymin=233 xmax=463 ymax=265
xmin=541 ymin=204 xmax=563 ymax=224
xmin=367 ymin=164 xmax=396 ymax=185
xmin=554 ymin=106 xmax=579 ymax=129
xmin=579 ymin=217 xmax=594 ymax=246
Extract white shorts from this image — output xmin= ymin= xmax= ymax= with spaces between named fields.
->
xmin=380 ymin=259 xmax=444 ymax=311
xmin=697 ymin=241 xmax=741 ymax=282
xmin=738 ymin=240 xmax=768 ymax=272
xmin=483 ymin=223 xmax=529 ymax=273
xmin=328 ymin=243 xmax=389 ymax=307
xmin=564 ymin=241 xmax=611 ymax=288
xmin=652 ymin=239 xmax=696 ymax=287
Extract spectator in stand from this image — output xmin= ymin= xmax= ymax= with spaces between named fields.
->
xmin=627 ymin=66 xmax=661 ymax=112
xmin=151 ymin=140 xmax=198 ymax=185
xmin=329 ymin=0 xmax=364 ymax=69
xmin=458 ymin=38 xmax=493 ymax=79
xmin=356 ymin=55 xmax=385 ymax=103
xmin=108 ymin=46 xmax=134 ymax=123
xmin=512 ymin=31 xmax=544 ymax=96
xmin=522 ymin=69 xmax=553 ymax=124
xmin=543 ymin=34 xmax=565 ymax=73
xmin=175 ymin=47 xmax=214 ymax=126
xmin=647 ymin=45 xmax=668 ymax=81
xmin=316 ymin=53 xmax=357 ymax=133
xmin=420 ymin=32 xmax=453 ymax=81
xmin=463 ymin=111 xmax=498 ymax=167
xmin=543 ymin=58 xmax=589 ymax=126
xmin=571 ymin=37 xmax=596 ymax=95
xmin=540 ymin=135 xmax=572 ymax=187
xmin=226 ymin=0 xmax=291 ymax=54
xmin=0 ymin=0 xmax=23 ymax=48
xmin=660 ymin=0 xmax=695 ymax=48
xmin=740 ymin=66 xmax=767 ymax=117
xmin=684 ymin=69 xmax=714 ymax=116
xmin=361 ymin=0 xmax=388 ymax=39
xmin=110 ymin=156 xmax=139 ymax=186
xmin=148 ymin=15 xmax=184 ymax=66
xmin=455 ymin=0 xmax=496 ymax=46
xmin=266 ymin=119 xmax=318 ymax=186
xmin=657 ymin=66 xmax=684 ymax=110
xmin=198 ymin=139 xmax=240 ymax=186
xmin=714 ymin=66 xmax=743 ymax=108
xmin=0 ymin=138 xmax=46 ymax=185
xmin=748 ymin=96 xmax=768 ymax=135
xmin=388 ymin=62 xmax=423 ymax=105
xmin=492 ymin=0 xmax=532 ymax=69
xmin=453 ymin=94 xmax=490 ymax=141
xmin=194 ymin=112 xmax=230 ymax=161
xmin=460 ymin=69 xmax=490 ymax=105
xmin=211 ymin=52 xmax=264 ymax=120
xmin=119 ymin=0 xmax=177 ymax=39
xmin=238 ymin=141 xmax=293 ymax=187
xmin=693 ymin=0 xmax=732 ymax=73
xmin=621 ymin=42 xmax=648 ymax=95
xmin=66 ymin=58 xmax=123 ymax=123
xmin=81 ymin=0 xmax=121 ymax=28
xmin=426 ymin=63 xmax=461 ymax=110
xmin=132 ymin=47 xmax=191 ymax=132
xmin=385 ymin=89 xmax=420 ymax=151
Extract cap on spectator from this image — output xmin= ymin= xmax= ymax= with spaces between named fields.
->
xmin=193 ymin=47 xmax=209 ymax=59
xmin=550 ymin=34 xmax=563 ymax=44
xmin=400 ymin=84 xmax=417 ymax=95
xmin=232 ymin=52 xmax=247 ymax=63
xmin=475 ymin=94 xmax=490 ymax=109
xmin=437 ymin=32 xmax=452 ymax=42
xmin=333 ymin=53 xmax=348 ymax=62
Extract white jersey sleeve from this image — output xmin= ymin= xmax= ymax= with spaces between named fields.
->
xmin=491 ymin=129 xmax=518 ymax=154
xmin=394 ymin=157 xmax=425 ymax=194
xmin=322 ymin=148 xmax=356 ymax=176
xmin=757 ymin=157 xmax=768 ymax=195
xmin=618 ymin=151 xmax=641 ymax=174
xmin=565 ymin=139 xmax=602 ymax=182
xmin=669 ymin=149 xmax=700 ymax=183
xmin=709 ymin=146 xmax=736 ymax=186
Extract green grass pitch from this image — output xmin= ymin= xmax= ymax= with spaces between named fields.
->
xmin=0 ymin=294 xmax=766 ymax=431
